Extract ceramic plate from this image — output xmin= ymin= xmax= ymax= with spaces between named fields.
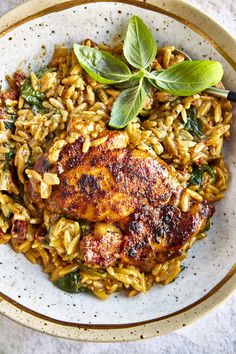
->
xmin=0 ymin=0 xmax=235 ymax=342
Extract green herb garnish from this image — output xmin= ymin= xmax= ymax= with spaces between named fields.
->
xmin=4 ymin=148 xmax=16 ymax=169
xmin=5 ymin=149 xmax=15 ymax=164
xmin=20 ymin=66 xmax=51 ymax=112
xmin=43 ymin=226 xmax=51 ymax=246
xmin=73 ymin=16 xmax=223 ymax=128
xmin=53 ymin=270 xmax=92 ymax=294
xmin=204 ymin=218 xmax=211 ymax=232
xmin=79 ymin=220 xmax=91 ymax=236
xmin=21 ymin=80 xmax=45 ymax=111
xmin=184 ymin=107 xmax=205 ymax=139
xmin=3 ymin=211 xmax=13 ymax=222
xmin=2 ymin=107 xmax=17 ymax=131
xmin=189 ymin=164 xmax=216 ymax=187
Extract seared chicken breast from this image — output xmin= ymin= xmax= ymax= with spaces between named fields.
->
xmin=28 ymin=130 xmax=214 ymax=268
xmin=31 ymin=131 xmax=181 ymax=222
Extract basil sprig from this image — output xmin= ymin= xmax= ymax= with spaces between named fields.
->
xmin=74 ymin=16 xmax=224 ymax=128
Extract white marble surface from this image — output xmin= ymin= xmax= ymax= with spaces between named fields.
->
xmin=0 ymin=0 xmax=235 ymax=353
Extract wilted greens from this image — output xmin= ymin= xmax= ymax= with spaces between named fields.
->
xmin=53 ymin=270 xmax=92 ymax=294
xmin=20 ymin=67 xmax=52 ymax=112
xmin=189 ymin=164 xmax=216 ymax=187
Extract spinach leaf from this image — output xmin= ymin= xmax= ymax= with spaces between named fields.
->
xmin=36 ymin=66 xmax=53 ymax=79
xmin=3 ymin=211 xmax=13 ymax=222
xmin=20 ymin=66 xmax=52 ymax=112
xmin=123 ymin=16 xmax=157 ymax=69
xmin=73 ymin=44 xmax=132 ymax=84
xmin=109 ymin=79 xmax=147 ymax=128
xmin=4 ymin=149 xmax=16 ymax=169
xmin=79 ymin=220 xmax=91 ymax=236
xmin=189 ymin=164 xmax=216 ymax=187
xmin=53 ymin=270 xmax=93 ymax=294
xmin=53 ymin=271 xmax=81 ymax=293
xmin=148 ymin=60 xmax=223 ymax=96
xmin=5 ymin=149 xmax=16 ymax=162
xmin=21 ymin=79 xmax=45 ymax=111
xmin=204 ymin=218 xmax=211 ymax=232
xmin=3 ymin=107 xmax=17 ymax=131
xmin=43 ymin=227 xmax=51 ymax=246
xmin=184 ymin=107 xmax=205 ymax=139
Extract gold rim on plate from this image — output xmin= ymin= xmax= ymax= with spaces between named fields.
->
xmin=0 ymin=0 xmax=235 ymax=342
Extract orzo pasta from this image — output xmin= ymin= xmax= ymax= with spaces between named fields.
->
xmin=0 ymin=32 xmax=232 ymax=299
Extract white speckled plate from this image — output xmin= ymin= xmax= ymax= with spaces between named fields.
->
xmin=0 ymin=0 xmax=235 ymax=342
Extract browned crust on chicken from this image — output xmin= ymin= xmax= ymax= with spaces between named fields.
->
xmin=80 ymin=231 xmax=123 ymax=268
xmin=120 ymin=202 xmax=214 ymax=269
xmin=11 ymin=220 xmax=27 ymax=243
xmin=80 ymin=203 xmax=214 ymax=269
xmin=32 ymin=131 xmax=181 ymax=222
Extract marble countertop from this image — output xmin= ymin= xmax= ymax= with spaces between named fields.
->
xmin=0 ymin=0 xmax=235 ymax=353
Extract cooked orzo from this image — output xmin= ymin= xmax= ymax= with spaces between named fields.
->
xmin=0 ymin=17 xmax=232 ymax=299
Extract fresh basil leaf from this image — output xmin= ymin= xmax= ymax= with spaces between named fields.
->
xmin=189 ymin=164 xmax=216 ymax=187
xmin=109 ymin=79 xmax=147 ymax=128
xmin=184 ymin=107 xmax=205 ymax=139
xmin=115 ymin=76 xmax=140 ymax=89
xmin=149 ymin=60 xmax=223 ymax=96
xmin=143 ymin=77 xmax=153 ymax=96
xmin=73 ymin=44 xmax=132 ymax=84
xmin=123 ymin=16 xmax=157 ymax=69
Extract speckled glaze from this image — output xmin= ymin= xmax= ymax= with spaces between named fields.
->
xmin=0 ymin=0 xmax=235 ymax=342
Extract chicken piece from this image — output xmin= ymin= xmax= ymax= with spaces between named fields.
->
xmin=80 ymin=203 xmax=214 ymax=269
xmin=30 ymin=131 xmax=181 ymax=222
xmin=11 ymin=220 xmax=27 ymax=243
xmin=120 ymin=202 xmax=214 ymax=270
xmin=80 ymin=223 xmax=123 ymax=267
xmin=80 ymin=232 xmax=122 ymax=267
